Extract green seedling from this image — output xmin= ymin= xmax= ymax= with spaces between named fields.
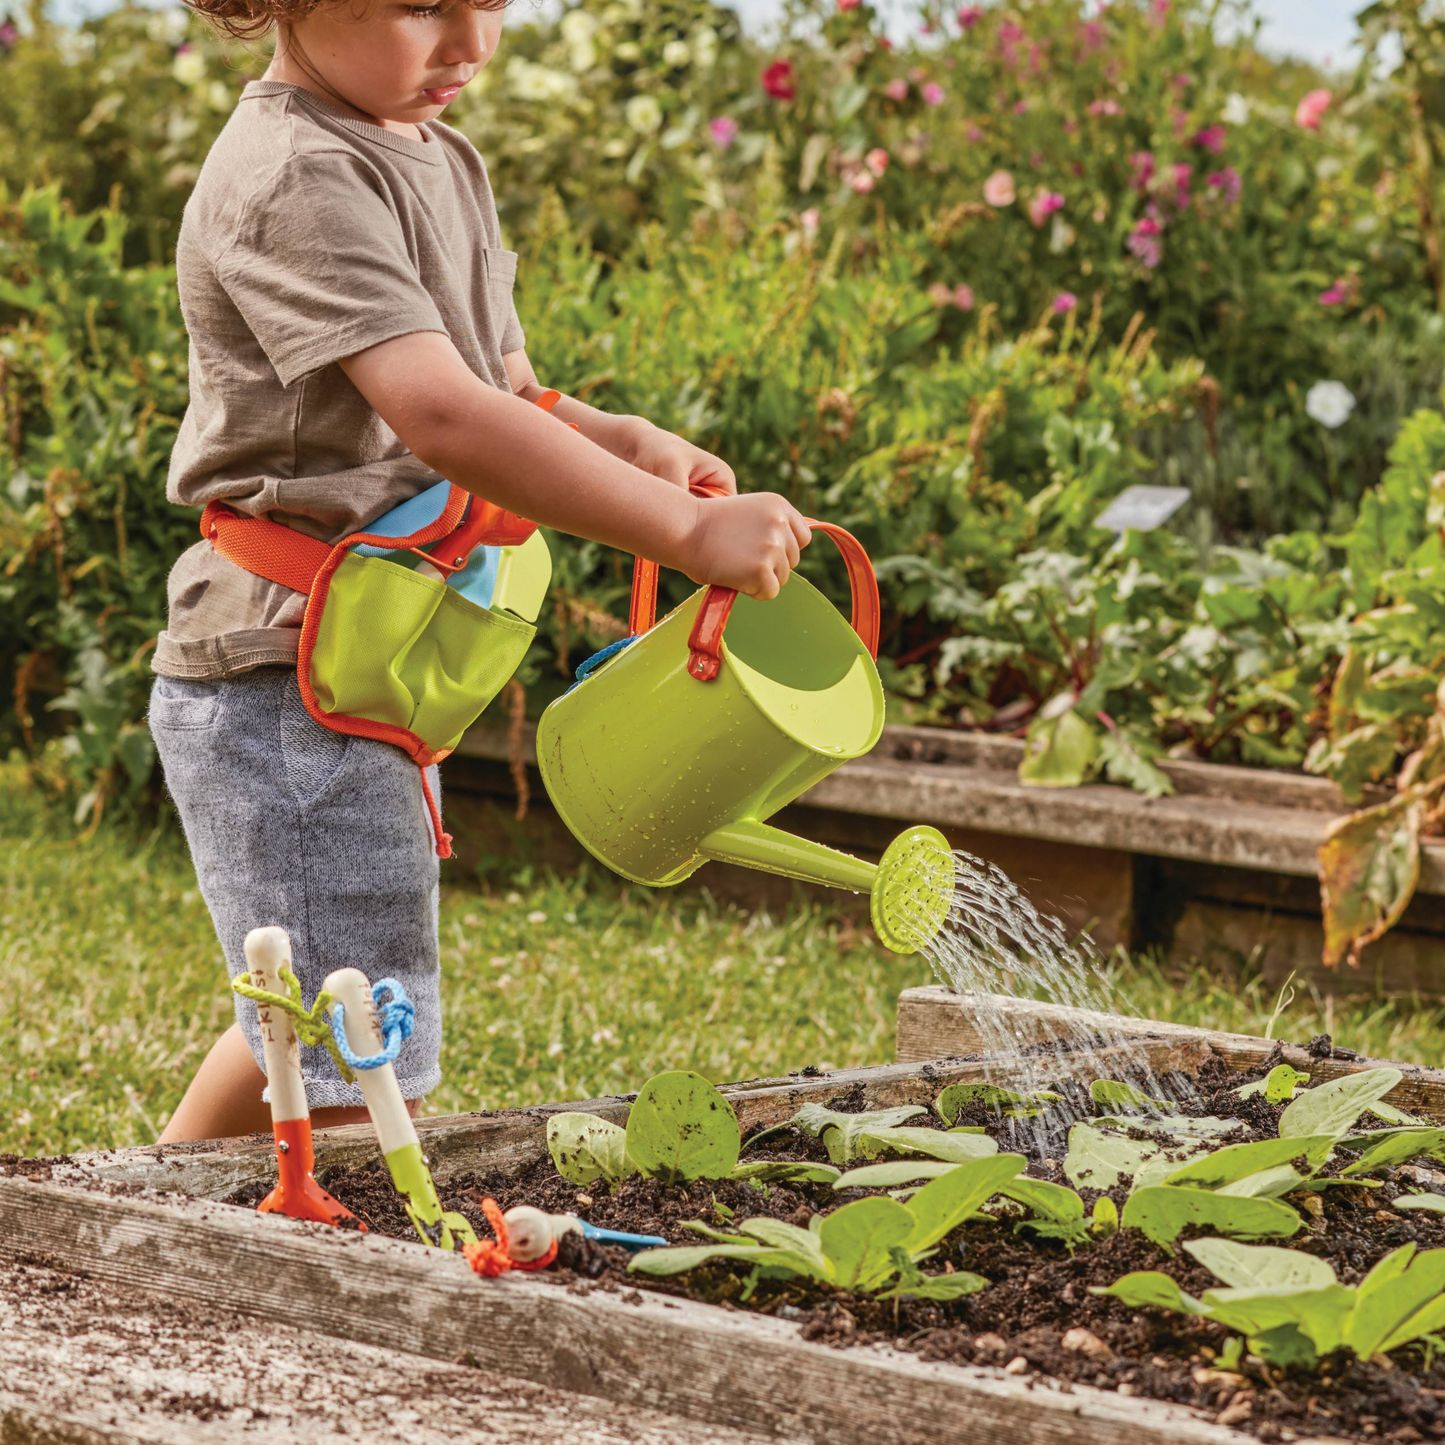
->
xmin=631 ymin=1154 xmax=1027 ymax=1300
xmin=1234 ymin=1065 xmax=1311 ymax=1102
xmin=935 ymin=1082 xmax=1062 ymax=1123
xmin=1096 ymin=1238 xmax=1445 ymax=1367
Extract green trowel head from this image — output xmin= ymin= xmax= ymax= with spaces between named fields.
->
xmin=870 ymin=825 xmax=954 ymax=955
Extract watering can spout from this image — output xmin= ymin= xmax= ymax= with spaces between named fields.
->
xmin=700 ymin=820 xmax=954 ymax=956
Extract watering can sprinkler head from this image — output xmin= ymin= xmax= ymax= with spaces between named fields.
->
xmin=869 ymin=825 xmax=955 ymax=956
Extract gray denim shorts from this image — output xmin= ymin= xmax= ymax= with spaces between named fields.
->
xmin=148 ymin=666 xmax=443 ymax=1107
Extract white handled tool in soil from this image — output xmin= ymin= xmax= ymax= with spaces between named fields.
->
xmin=322 ymin=966 xmax=477 ymax=1251
xmin=502 ymin=1205 xmax=666 ymax=1260
xmin=241 ymin=927 xmax=360 ymax=1229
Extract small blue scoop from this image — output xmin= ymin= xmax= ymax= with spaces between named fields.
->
xmin=577 ymin=1219 xmax=668 ymax=1250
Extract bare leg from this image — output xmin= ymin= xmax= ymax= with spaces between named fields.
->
xmin=158 ymin=1024 xmax=419 ymax=1144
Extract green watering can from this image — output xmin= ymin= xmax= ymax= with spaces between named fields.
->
xmin=535 ymin=485 xmax=954 ymax=955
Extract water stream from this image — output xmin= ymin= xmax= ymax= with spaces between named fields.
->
xmin=913 ymin=848 xmax=1194 ymax=1154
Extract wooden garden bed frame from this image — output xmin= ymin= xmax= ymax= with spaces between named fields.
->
xmin=453 ymin=721 xmax=1445 ymax=992
xmin=10 ymin=999 xmax=1438 ymax=1445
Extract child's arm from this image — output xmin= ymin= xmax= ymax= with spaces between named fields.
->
xmin=502 ymin=348 xmax=736 ymax=496
xmin=341 ymin=331 xmax=803 ymax=599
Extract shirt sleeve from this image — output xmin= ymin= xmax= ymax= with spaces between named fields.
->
xmin=215 ymin=150 xmax=447 ymax=388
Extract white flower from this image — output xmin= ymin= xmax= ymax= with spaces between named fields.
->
xmin=1305 ymin=380 xmax=1356 ymax=429
xmin=509 ymin=58 xmax=570 ymax=101
xmin=147 ymin=8 xmax=191 ymax=43
xmin=172 ymin=49 xmax=206 ymax=85
xmin=567 ymin=39 xmax=596 ymax=72
xmin=559 ymin=8 xmax=597 ymax=44
xmin=663 ymin=39 xmax=690 ymax=67
xmin=206 ymin=79 xmax=233 ymax=111
xmin=691 ymin=24 xmax=718 ymax=69
xmin=1048 ymin=215 xmax=1076 ymax=254
xmin=602 ymin=137 xmax=631 ymax=157
xmin=1222 ymin=92 xmax=1250 ymax=127
xmin=614 ymin=40 xmax=641 ymax=61
xmin=625 ymin=93 xmax=662 ymax=134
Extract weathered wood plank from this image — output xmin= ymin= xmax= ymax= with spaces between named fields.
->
xmin=0 ymin=1177 xmax=1294 ymax=1445
xmin=454 ymin=720 xmax=1445 ymax=895
xmin=896 ymin=986 xmax=1445 ymax=1117
xmin=60 ymin=1039 xmax=1208 ymax=1199
xmin=0 ymin=1256 xmax=781 ymax=1445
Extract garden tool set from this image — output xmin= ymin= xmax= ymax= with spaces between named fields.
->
xmin=233 ymin=936 xmax=664 ymax=1272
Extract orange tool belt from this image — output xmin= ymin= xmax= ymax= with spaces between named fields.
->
xmin=200 ymin=391 xmax=567 ymax=857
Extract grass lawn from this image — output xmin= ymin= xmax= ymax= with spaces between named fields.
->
xmin=5 ymin=768 xmax=1445 ymax=1159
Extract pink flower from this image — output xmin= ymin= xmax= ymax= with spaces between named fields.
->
xmin=884 ymin=77 xmax=908 ymax=101
xmin=957 ymin=4 xmax=984 ymax=27
xmin=800 ymin=208 xmax=821 ymax=232
xmin=1192 ymin=124 xmax=1226 ymax=154
xmin=1171 ymin=162 xmax=1192 ymax=210
xmin=926 ymin=282 xmax=953 ymax=306
xmin=1013 ymin=98 xmax=1029 ymax=114
xmin=1149 ymin=0 xmax=1170 ymax=24
xmin=1206 ymin=166 xmax=1241 ymax=205
xmin=761 ymin=59 xmax=796 ymax=101
xmin=953 ymin=284 xmax=975 ymax=311
xmin=1295 ymin=88 xmax=1331 ymax=130
xmin=865 ymin=146 xmax=890 ymax=176
xmin=966 ymin=124 xmax=985 ymax=143
xmin=0 ymin=19 xmax=16 ymax=50
xmin=923 ymin=81 xmax=945 ymax=105
xmin=1127 ymin=216 xmax=1163 ymax=269
xmin=709 ymin=116 xmax=738 ymax=148
xmin=909 ymin=65 xmax=928 ymax=82
xmin=837 ymin=0 xmax=862 ymax=9
xmin=999 ymin=21 xmax=1025 ymax=44
xmin=878 ymin=35 xmax=893 ymax=50
xmin=1027 ymin=190 xmax=1065 ymax=228
xmin=1063 ymin=118 xmax=1078 ymax=135
xmin=1077 ymin=19 xmax=1105 ymax=56
xmin=850 ymin=171 xmax=876 ymax=194
xmin=1319 ymin=274 xmax=1359 ymax=307
xmin=1053 ymin=291 xmax=1078 ymax=314
xmin=983 ymin=169 xmax=1016 ymax=206
xmin=1087 ymin=98 xmax=1123 ymax=117
xmin=1128 ymin=151 xmax=1156 ymax=192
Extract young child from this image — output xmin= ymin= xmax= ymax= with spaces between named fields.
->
xmin=151 ymin=0 xmax=811 ymax=1142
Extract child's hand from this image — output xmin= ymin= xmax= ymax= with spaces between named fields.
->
xmin=628 ymin=423 xmax=738 ymax=496
xmin=683 ymin=493 xmax=812 ymax=600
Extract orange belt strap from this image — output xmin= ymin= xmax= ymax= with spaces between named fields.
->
xmin=200 ymin=501 xmax=332 ymax=596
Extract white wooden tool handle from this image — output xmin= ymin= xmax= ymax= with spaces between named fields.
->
xmin=243 ymin=927 xmax=308 ymax=1126
xmin=322 ymin=967 xmax=418 ymax=1158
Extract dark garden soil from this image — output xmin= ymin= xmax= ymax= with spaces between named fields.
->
xmin=236 ymin=1048 xmax=1445 ymax=1444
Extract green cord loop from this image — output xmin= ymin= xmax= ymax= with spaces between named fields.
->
xmin=231 ymin=966 xmax=356 ymax=1085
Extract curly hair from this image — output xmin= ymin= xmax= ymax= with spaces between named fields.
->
xmin=181 ymin=0 xmax=511 ymax=44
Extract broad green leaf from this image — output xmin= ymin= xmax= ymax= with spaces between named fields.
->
xmin=1381 ymin=1292 xmax=1445 ymax=1353
xmin=1091 ymin=1079 xmax=1167 ymax=1110
xmin=1235 ymin=1065 xmax=1311 ymax=1102
xmin=820 ymin=1196 xmax=916 ymax=1291
xmin=1319 ymin=794 xmax=1424 ymax=969
xmin=683 ymin=1221 xmax=751 ymax=1244
xmin=790 ymin=1103 xmax=926 ymax=1164
xmin=905 ymin=1153 xmax=1027 ymax=1253
xmin=1122 ymin=1186 xmax=1301 ymax=1251
xmin=546 ymin=1112 xmax=635 ymax=1186
xmin=738 ymin=1217 xmax=828 ymax=1265
xmin=1279 ymin=1068 xmax=1404 ymax=1142
xmin=1368 ymin=1099 xmax=1428 ymax=1125
xmin=628 ymin=1242 xmax=821 ymax=1280
xmin=1242 ymin=1322 xmax=1324 ymax=1368
xmin=1163 ymin=1135 xmax=1335 ymax=1191
xmin=1184 ymin=1238 xmax=1337 ymax=1290
xmin=1092 ymin=1271 xmax=1206 ymax=1315
xmin=1217 ymin=1165 xmax=1314 ymax=1200
xmin=854 ymin=1125 xmax=999 ymax=1165
xmin=877 ymin=1270 xmax=989 ymax=1301
xmin=1020 ymin=698 xmax=1097 ymax=789
xmin=935 ymin=1082 xmax=1060 ymax=1123
xmin=1095 ymin=1113 xmax=1245 ymax=1138
xmin=834 ymin=1160 xmax=957 ymax=1190
xmin=1395 ymin=1194 xmax=1445 ymax=1213
xmin=1000 ymin=1177 xmax=1089 ymax=1245
xmin=1342 ymin=1128 xmax=1445 ymax=1177
xmin=1201 ymin=1285 xmax=1354 ymax=1355
xmin=729 ymin=1160 xmax=841 ymax=1186
xmin=1347 ymin=1245 xmax=1445 ymax=1358
xmin=625 ymin=1071 xmax=740 ymax=1183
xmin=1064 ymin=1123 xmax=1172 ymax=1190
xmin=1098 ymin=727 xmax=1174 ymax=799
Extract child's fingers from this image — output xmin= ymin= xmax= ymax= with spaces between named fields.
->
xmin=790 ymin=512 xmax=813 ymax=550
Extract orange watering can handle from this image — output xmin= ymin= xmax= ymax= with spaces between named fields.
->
xmin=628 ymin=482 xmax=881 ymax=684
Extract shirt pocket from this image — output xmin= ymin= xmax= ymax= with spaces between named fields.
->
xmin=481 ymin=247 xmax=519 ymax=353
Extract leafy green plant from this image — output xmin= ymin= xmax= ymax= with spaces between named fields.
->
xmin=1097 ymin=1238 xmax=1445 ymax=1367
xmin=1120 ymin=1186 xmax=1301 ymax=1252
xmin=935 ymin=1082 xmax=1061 ymax=1123
xmin=1235 ymin=1065 xmax=1311 ymax=1102
xmin=630 ymin=1153 xmax=1026 ymax=1299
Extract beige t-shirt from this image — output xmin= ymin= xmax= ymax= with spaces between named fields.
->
xmin=154 ymin=79 xmax=526 ymax=680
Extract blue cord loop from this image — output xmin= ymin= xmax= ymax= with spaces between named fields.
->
xmin=329 ymin=978 xmax=415 ymax=1072
xmin=565 ymin=635 xmax=639 ymax=694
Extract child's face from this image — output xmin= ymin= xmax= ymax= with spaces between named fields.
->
xmin=292 ymin=0 xmax=505 ymax=124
